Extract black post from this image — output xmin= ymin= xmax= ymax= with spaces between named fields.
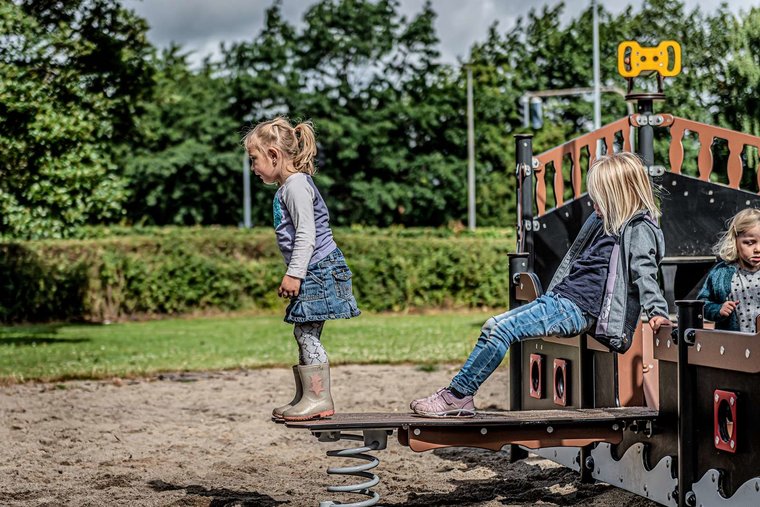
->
xmin=515 ymin=134 xmax=534 ymax=270
xmin=578 ymin=331 xmax=595 ymax=483
xmin=507 ymin=254 xmax=529 ymax=464
xmin=509 ymin=134 xmax=533 ymax=463
xmin=507 ymin=254 xmax=530 ymax=310
xmin=636 ymin=99 xmax=655 ymax=167
xmin=675 ymin=300 xmax=703 ymax=507
xmin=507 ymin=253 xmax=530 ymax=403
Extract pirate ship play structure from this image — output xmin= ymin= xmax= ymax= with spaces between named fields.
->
xmin=280 ymin=41 xmax=760 ymax=507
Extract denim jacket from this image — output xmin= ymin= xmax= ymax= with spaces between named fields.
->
xmin=547 ymin=211 xmax=669 ymax=353
xmin=696 ymin=260 xmax=738 ymax=330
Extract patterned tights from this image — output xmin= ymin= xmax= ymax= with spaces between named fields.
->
xmin=294 ymin=321 xmax=328 ymax=365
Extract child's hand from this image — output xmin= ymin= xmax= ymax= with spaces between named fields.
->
xmin=720 ymin=300 xmax=740 ymax=317
xmin=649 ymin=315 xmax=671 ymax=332
xmin=278 ymin=275 xmax=302 ymax=299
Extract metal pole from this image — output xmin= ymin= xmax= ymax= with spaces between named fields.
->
xmin=675 ymin=300 xmax=703 ymax=507
xmin=515 ymin=134 xmax=534 ymax=268
xmin=467 ymin=65 xmax=476 ymax=231
xmin=637 ymin=99 xmax=655 ymax=166
xmin=592 ymin=0 xmax=602 ymax=157
xmin=507 ymin=252 xmax=530 ymax=463
xmin=509 ymin=135 xmax=534 ymax=464
xmin=592 ymin=0 xmax=601 ymax=131
xmin=243 ymin=152 xmax=252 ymax=228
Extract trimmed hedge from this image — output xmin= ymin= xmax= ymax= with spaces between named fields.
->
xmin=0 ymin=227 xmax=515 ymax=323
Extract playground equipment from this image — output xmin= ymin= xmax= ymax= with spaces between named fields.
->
xmin=280 ymin=41 xmax=760 ymax=507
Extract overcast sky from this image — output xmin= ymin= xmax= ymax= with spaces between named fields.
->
xmin=121 ymin=0 xmax=759 ymax=67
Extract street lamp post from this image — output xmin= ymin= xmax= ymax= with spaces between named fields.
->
xmin=466 ymin=65 xmax=476 ymax=231
xmin=592 ymin=0 xmax=601 ymax=155
xmin=592 ymin=0 xmax=601 ymax=131
xmin=243 ymin=152 xmax=252 ymax=228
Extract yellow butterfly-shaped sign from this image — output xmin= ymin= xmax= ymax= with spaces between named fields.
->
xmin=618 ymin=40 xmax=681 ymax=78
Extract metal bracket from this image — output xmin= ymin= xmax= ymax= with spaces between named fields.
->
xmin=362 ymin=429 xmax=390 ymax=450
xmin=628 ymin=419 xmax=656 ymax=438
xmin=316 ymin=430 xmax=390 ymax=449
xmin=516 ymin=162 xmax=531 ymax=177
xmin=528 ymin=446 xmax=581 ymax=471
xmin=692 ymin=469 xmax=760 ymax=506
xmin=635 ymin=114 xmax=667 ymax=126
xmin=317 ymin=431 xmax=343 ymax=442
xmin=590 ymin=442 xmax=677 ymax=506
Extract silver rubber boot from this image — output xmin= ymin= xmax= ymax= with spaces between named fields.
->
xmin=272 ymin=365 xmax=302 ymax=420
xmin=282 ymin=363 xmax=335 ymax=421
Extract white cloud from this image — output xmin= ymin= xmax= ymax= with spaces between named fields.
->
xmin=122 ymin=0 xmax=760 ymax=67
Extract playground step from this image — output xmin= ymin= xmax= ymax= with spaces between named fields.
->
xmin=283 ymin=407 xmax=658 ymax=431
xmin=282 ymin=407 xmax=658 ymax=453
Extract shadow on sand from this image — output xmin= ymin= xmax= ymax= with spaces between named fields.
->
xmin=149 ymin=480 xmax=289 ymax=506
xmin=381 ymin=446 xmax=654 ymax=506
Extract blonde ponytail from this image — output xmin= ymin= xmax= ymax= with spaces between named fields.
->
xmin=293 ymin=122 xmax=317 ymax=175
xmin=243 ymin=116 xmax=318 ymax=176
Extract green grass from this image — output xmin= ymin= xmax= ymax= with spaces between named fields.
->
xmin=0 ymin=311 xmax=496 ymax=383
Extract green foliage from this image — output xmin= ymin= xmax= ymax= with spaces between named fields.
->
xmin=125 ymin=49 xmax=245 ymax=225
xmin=224 ymin=0 xmax=469 ymax=227
xmin=342 ymin=233 xmax=513 ymax=311
xmin=0 ymin=228 xmax=513 ymax=323
xmin=0 ymin=1 xmax=155 ymax=239
xmin=718 ymin=7 xmax=760 ymax=136
xmin=4 ymin=0 xmax=760 ymax=236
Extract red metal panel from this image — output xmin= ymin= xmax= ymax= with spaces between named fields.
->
xmin=554 ymin=358 xmax=569 ymax=407
xmin=714 ymin=389 xmax=738 ymax=453
xmin=530 ymin=353 xmax=544 ymax=399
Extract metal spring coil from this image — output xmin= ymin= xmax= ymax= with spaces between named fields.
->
xmin=319 ymin=434 xmax=381 ymax=507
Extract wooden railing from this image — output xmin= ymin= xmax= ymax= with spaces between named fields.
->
xmin=533 ymin=116 xmax=633 ymax=216
xmin=665 ymin=115 xmax=760 ymax=189
xmin=532 ymin=115 xmax=760 ymax=217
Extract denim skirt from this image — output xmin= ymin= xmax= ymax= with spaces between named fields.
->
xmin=284 ymin=248 xmax=361 ymax=324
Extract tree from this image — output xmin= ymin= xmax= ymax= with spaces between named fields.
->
xmin=125 ymin=49 xmax=243 ymax=225
xmin=224 ymin=0 xmax=468 ymax=227
xmin=0 ymin=0 xmax=154 ymax=238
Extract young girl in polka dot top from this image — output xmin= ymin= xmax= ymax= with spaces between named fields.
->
xmin=698 ymin=208 xmax=760 ymax=332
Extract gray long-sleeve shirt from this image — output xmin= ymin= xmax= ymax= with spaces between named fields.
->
xmin=273 ymin=173 xmax=337 ymax=279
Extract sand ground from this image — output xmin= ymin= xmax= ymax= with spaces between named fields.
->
xmin=0 ymin=365 xmax=658 ymax=506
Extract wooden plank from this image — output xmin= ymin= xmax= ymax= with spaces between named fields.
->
xmin=283 ymin=407 xmax=658 ymax=431
xmin=405 ymin=422 xmax=623 ymax=452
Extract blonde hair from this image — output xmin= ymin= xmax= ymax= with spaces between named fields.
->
xmin=714 ymin=208 xmax=760 ymax=262
xmin=586 ymin=152 xmax=660 ymax=236
xmin=243 ymin=117 xmax=317 ymax=175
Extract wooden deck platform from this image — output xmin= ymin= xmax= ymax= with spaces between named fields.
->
xmin=282 ymin=408 xmax=659 ymax=451
xmin=283 ymin=407 xmax=659 ymax=431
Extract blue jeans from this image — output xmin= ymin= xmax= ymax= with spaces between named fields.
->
xmin=450 ymin=292 xmax=593 ymax=396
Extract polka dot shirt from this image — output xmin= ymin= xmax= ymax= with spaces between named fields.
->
xmin=730 ymin=267 xmax=760 ymax=333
